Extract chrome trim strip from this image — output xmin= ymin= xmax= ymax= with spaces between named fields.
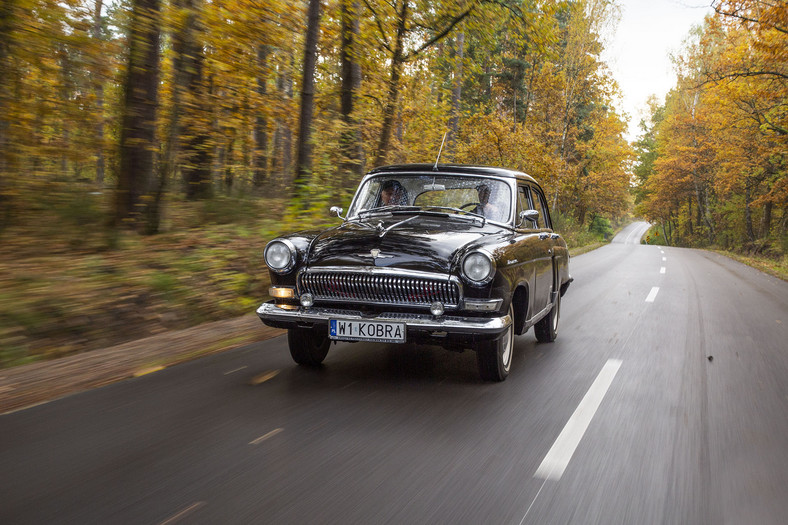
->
xmin=257 ymin=303 xmax=511 ymax=334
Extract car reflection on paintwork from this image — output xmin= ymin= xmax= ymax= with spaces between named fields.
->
xmin=257 ymin=164 xmax=572 ymax=381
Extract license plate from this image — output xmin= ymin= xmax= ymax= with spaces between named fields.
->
xmin=329 ymin=319 xmax=406 ymax=343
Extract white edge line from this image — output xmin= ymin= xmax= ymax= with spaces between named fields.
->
xmin=250 ymin=428 xmax=284 ymax=445
xmin=645 ymin=287 xmax=660 ymax=303
xmin=534 ymin=359 xmax=623 ymax=481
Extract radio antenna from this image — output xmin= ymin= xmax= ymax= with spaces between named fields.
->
xmin=433 ymin=132 xmax=448 ymax=171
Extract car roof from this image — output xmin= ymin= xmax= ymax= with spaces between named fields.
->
xmin=367 ymin=164 xmax=538 ymax=185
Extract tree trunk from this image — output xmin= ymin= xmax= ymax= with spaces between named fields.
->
xmin=224 ymin=133 xmax=235 ymax=191
xmin=761 ymin=200 xmax=773 ymax=238
xmin=92 ymin=0 xmax=105 ymax=186
xmin=374 ymin=0 xmax=409 ymax=167
xmin=253 ymin=44 xmax=269 ymax=190
xmin=339 ymin=0 xmax=363 ymax=192
xmin=693 ymin=178 xmax=714 ymax=244
xmin=116 ymin=0 xmax=161 ymax=228
xmin=447 ymin=31 xmax=464 ymax=154
xmin=744 ymin=180 xmax=755 ymax=242
xmin=273 ymin=53 xmax=294 ymax=195
xmin=293 ymin=0 xmax=321 ymax=204
xmin=0 ymin=0 xmax=15 ymax=231
xmin=576 ymin=205 xmax=586 ymax=227
xmin=179 ymin=0 xmax=212 ymax=200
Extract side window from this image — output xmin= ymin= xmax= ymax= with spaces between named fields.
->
xmin=531 ymin=186 xmax=551 ymax=230
xmin=516 ymin=186 xmax=528 ymax=226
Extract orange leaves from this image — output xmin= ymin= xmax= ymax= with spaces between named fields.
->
xmin=637 ymin=1 xmax=787 ymax=246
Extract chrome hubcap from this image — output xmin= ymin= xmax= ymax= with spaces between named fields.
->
xmin=502 ymin=308 xmax=514 ymax=371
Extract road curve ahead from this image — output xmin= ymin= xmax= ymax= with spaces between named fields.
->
xmin=611 ymin=221 xmax=651 ymax=244
xmin=1 ymin=225 xmax=787 ymax=524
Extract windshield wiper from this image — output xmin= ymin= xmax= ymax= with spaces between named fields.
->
xmin=356 ymin=205 xmax=420 ymax=218
xmin=420 ymin=206 xmax=486 ymax=225
xmin=377 ymin=215 xmax=419 ymax=237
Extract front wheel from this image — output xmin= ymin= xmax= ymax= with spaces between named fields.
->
xmin=477 ymin=305 xmax=514 ymax=381
xmin=534 ymin=290 xmax=560 ymax=343
xmin=288 ymin=328 xmax=330 ymax=366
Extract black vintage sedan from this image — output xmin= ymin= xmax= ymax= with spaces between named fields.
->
xmin=257 ymin=164 xmax=571 ymax=381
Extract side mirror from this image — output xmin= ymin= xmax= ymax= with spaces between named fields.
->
xmin=330 ymin=206 xmax=345 ymax=220
xmin=518 ymin=209 xmax=539 ymax=226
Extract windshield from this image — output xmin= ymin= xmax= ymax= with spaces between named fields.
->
xmin=347 ymin=174 xmax=512 ymax=223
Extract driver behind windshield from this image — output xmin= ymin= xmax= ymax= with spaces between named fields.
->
xmin=379 ymin=180 xmax=408 ymax=206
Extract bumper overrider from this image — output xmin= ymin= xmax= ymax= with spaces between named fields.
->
xmin=256 ymin=302 xmax=512 ymax=341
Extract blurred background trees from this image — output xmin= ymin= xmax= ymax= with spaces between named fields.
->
xmin=0 ymin=0 xmax=635 ymax=237
xmin=0 ymin=0 xmax=783 ymax=251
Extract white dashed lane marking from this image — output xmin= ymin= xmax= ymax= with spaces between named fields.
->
xmin=645 ymin=287 xmax=660 ymax=303
xmin=534 ymin=359 xmax=623 ymax=481
xmin=250 ymin=428 xmax=284 ymax=445
xmin=660 ymin=267 xmax=666 ymax=274
xmin=158 ymin=502 xmax=205 ymax=525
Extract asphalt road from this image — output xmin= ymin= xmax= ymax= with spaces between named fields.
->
xmin=2 ymin=221 xmax=787 ymax=524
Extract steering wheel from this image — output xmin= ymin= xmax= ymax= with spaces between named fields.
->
xmin=460 ymin=202 xmax=481 ymax=211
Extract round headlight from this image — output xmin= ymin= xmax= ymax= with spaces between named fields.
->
xmin=462 ymin=251 xmax=494 ymax=284
xmin=264 ymin=240 xmax=296 ymax=273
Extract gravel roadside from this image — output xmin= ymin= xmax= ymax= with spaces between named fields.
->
xmin=0 ymin=313 xmax=283 ymax=415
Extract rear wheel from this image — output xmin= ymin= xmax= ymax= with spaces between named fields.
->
xmin=288 ymin=328 xmax=330 ymax=366
xmin=477 ymin=305 xmax=514 ymax=381
xmin=534 ymin=288 xmax=560 ymax=343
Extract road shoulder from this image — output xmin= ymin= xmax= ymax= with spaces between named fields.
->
xmin=0 ymin=314 xmax=283 ymax=415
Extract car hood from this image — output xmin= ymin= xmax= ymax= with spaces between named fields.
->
xmin=306 ymin=219 xmax=498 ymax=274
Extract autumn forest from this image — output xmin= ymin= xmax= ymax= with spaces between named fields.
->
xmin=0 ymin=0 xmax=785 ymax=364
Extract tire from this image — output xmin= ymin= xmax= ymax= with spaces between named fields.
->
xmin=288 ymin=328 xmax=330 ymax=366
xmin=477 ymin=305 xmax=514 ymax=382
xmin=534 ymin=288 xmax=560 ymax=343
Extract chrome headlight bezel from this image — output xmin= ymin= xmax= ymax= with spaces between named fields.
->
xmin=264 ymin=239 xmax=297 ymax=274
xmin=461 ymin=250 xmax=496 ymax=286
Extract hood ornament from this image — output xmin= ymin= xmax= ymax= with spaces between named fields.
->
xmin=357 ymin=248 xmax=394 ymax=260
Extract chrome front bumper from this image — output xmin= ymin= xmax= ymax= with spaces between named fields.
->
xmin=256 ymin=302 xmax=511 ymax=334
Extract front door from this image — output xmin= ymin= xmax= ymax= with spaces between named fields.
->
xmin=526 ymin=185 xmax=554 ymax=317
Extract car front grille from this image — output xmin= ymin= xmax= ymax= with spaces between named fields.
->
xmin=298 ymin=271 xmax=460 ymax=308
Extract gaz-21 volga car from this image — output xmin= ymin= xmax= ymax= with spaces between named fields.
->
xmin=257 ymin=164 xmax=571 ymax=381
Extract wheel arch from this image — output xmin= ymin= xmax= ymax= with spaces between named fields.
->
xmin=511 ymin=283 xmax=529 ymax=336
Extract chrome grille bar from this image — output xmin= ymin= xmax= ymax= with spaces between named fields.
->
xmin=299 ymin=270 xmax=460 ymax=307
